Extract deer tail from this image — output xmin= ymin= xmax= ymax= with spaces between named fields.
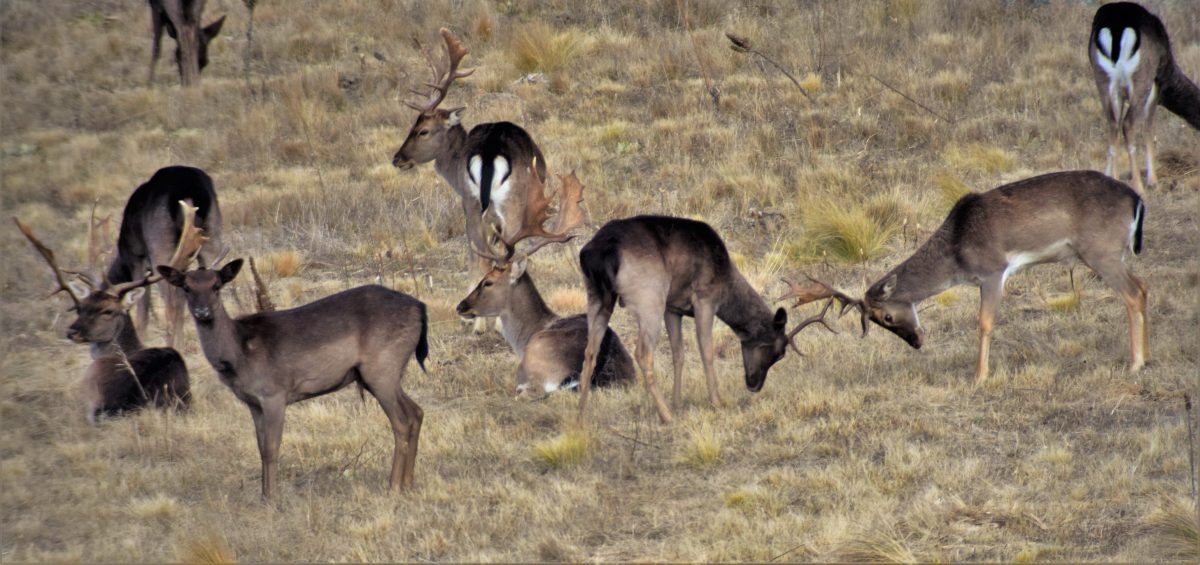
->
xmin=580 ymin=243 xmax=619 ymax=314
xmin=415 ymin=302 xmax=429 ymax=373
xmin=1131 ymin=198 xmax=1146 ymax=256
xmin=1157 ymin=60 xmax=1200 ymax=130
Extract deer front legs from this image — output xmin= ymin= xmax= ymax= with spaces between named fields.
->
xmin=577 ymin=300 xmax=614 ymax=422
xmin=249 ymin=399 xmax=286 ymax=501
xmin=974 ymin=277 xmax=1003 ymax=384
xmin=692 ymin=301 xmax=723 ymax=408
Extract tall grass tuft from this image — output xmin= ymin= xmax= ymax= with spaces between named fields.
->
xmin=178 ymin=534 xmax=237 ymax=564
xmin=511 ymin=23 xmax=580 ymax=74
xmin=678 ymin=424 xmax=722 ymax=470
xmin=800 ymin=200 xmax=897 ymax=264
xmin=1143 ymin=497 xmax=1200 ymax=561
xmin=933 ymin=172 xmax=974 ymax=211
xmin=532 ymin=430 xmax=590 ymax=470
xmin=831 ymin=524 xmax=918 ymax=563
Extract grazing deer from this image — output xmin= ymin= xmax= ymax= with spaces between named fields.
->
xmin=149 ymin=0 xmax=225 ymax=87
xmin=576 ymin=215 xmax=834 ymax=424
xmin=784 ymin=171 xmax=1147 ymax=383
xmin=102 ymin=166 xmax=224 ymax=348
xmin=391 ymin=28 xmax=548 ymax=332
xmin=455 ymin=171 xmax=635 ymax=394
xmin=159 ymin=261 xmax=430 ymax=499
xmin=1090 ymin=1 xmax=1200 ymax=193
xmin=14 ymin=201 xmax=207 ymax=423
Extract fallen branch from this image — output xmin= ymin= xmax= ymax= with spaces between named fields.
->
xmin=726 ymin=31 xmax=814 ymax=103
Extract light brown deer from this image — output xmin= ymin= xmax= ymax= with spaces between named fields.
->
xmin=391 ymin=28 xmax=548 ymax=333
xmin=576 ymin=216 xmax=834 ymax=424
xmin=1089 ymin=2 xmax=1200 ymax=193
xmin=158 ymin=260 xmax=430 ymax=500
xmin=14 ymin=200 xmax=207 ymax=423
xmin=149 ymin=0 xmax=226 ymax=87
xmin=456 ymin=171 xmax=635 ymax=394
xmin=785 ymin=171 xmax=1147 ymax=383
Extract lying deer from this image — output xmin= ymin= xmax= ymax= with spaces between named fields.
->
xmin=149 ymin=0 xmax=226 ymax=87
xmin=391 ymin=28 xmax=547 ymax=333
xmin=576 ymin=215 xmax=834 ymax=424
xmin=14 ymin=200 xmax=207 ymax=423
xmin=159 ymin=260 xmax=430 ymax=499
xmin=785 ymin=170 xmax=1147 ymax=383
xmin=1089 ymin=1 xmax=1200 ymax=193
xmin=456 ymin=171 xmax=634 ymax=394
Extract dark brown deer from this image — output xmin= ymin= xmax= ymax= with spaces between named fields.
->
xmin=456 ymin=171 xmax=635 ymax=394
xmin=14 ymin=201 xmax=207 ymax=423
xmin=785 ymin=171 xmax=1147 ymax=383
xmin=1090 ymin=2 xmax=1200 ymax=193
xmin=158 ymin=261 xmax=430 ymax=499
xmin=576 ymin=216 xmax=834 ymax=424
xmin=149 ymin=0 xmax=226 ymax=87
xmin=391 ymin=28 xmax=547 ymax=333
xmin=102 ymin=166 xmax=224 ymax=348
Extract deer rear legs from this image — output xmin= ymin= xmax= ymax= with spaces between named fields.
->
xmin=577 ymin=301 xmax=614 ymax=422
xmin=664 ymin=312 xmax=685 ymax=410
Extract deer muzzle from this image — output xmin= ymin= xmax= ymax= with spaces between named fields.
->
xmin=454 ymin=300 xmax=476 ymax=320
xmin=190 ymin=306 xmax=214 ymax=322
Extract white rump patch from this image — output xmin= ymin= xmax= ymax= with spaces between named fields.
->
xmin=1002 ymin=239 xmax=1074 ymax=286
xmin=1097 ymin=27 xmax=1114 ymax=59
xmin=542 ymin=382 xmax=560 ymax=393
xmin=467 ymin=155 xmax=483 ymax=200
xmin=1095 ymin=27 xmax=1141 ymax=101
xmin=490 ymin=156 xmax=511 ymax=213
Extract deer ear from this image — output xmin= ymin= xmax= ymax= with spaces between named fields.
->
xmin=219 ymin=259 xmax=244 ymax=284
xmin=120 ymin=287 xmax=145 ymax=310
xmin=509 ymin=257 xmax=528 ymax=284
xmin=67 ymin=279 xmax=93 ymax=300
xmin=446 ymin=107 xmax=465 ymax=126
xmin=879 ymin=274 xmax=897 ymax=300
xmin=773 ymin=307 xmax=788 ymax=331
xmin=157 ymin=265 xmax=187 ymax=287
xmin=204 ymin=16 xmax=226 ymax=41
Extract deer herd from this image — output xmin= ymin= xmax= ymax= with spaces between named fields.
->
xmin=13 ymin=2 xmax=1197 ymax=500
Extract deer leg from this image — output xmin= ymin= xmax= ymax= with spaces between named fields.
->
xmin=1122 ymin=93 xmax=1147 ymax=194
xmin=397 ymin=388 xmax=423 ymax=490
xmin=693 ymin=301 xmax=722 ymax=408
xmin=664 ymin=312 xmax=685 ymax=410
xmin=974 ymin=277 xmax=1003 ymax=384
xmin=1143 ymin=99 xmax=1159 ymax=190
xmin=632 ymin=302 xmax=673 ymax=424
xmin=249 ymin=399 xmax=286 ymax=501
xmin=1088 ymin=258 xmax=1148 ymax=371
xmin=136 ymin=279 xmax=152 ymax=337
xmin=149 ymin=10 xmax=164 ymax=84
xmin=1102 ymin=87 xmax=1122 ymax=178
xmin=577 ymin=299 xmax=614 ymax=422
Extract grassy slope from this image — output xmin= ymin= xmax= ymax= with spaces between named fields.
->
xmin=1 ymin=0 xmax=1198 ymax=561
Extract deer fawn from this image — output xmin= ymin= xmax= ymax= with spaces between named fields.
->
xmin=148 ymin=0 xmax=225 ymax=87
xmin=1089 ymin=1 xmax=1200 ymax=193
xmin=159 ymin=260 xmax=430 ymax=500
xmin=576 ymin=216 xmax=833 ymax=424
xmin=456 ymin=170 xmax=635 ymax=394
xmin=391 ymin=28 xmax=548 ymax=333
xmin=14 ymin=201 xmax=207 ymax=423
xmin=786 ymin=171 xmax=1147 ymax=383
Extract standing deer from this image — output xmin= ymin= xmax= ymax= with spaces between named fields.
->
xmin=576 ymin=215 xmax=834 ymax=424
xmin=158 ymin=261 xmax=430 ymax=499
xmin=149 ymin=0 xmax=226 ymax=87
xmin=455 ymin=171 xmax=635 ymax=394
xmin=785 ymin=171 xmax=1147 ymax=383
xmin=391 ymin=28 xmax=548 ymax=333
xmin=1090 ymin=1 xmax=1200 ymax=193
xmin=14 ymin=201 xmax=207 ymax=423
xmin=104 ymin=166 xmax=224 ymax=348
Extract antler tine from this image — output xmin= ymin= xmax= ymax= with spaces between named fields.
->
xmin=107 ymin=200 xmax=208 ymax=297
xmin=786 ymin=298 xmax=840 ymax=356
xmin=13 ymin=217 xmax=86 ymax=308
xmin=779 ymin=274 xmax=870 ymax=337
xmin=517 ymin=167 xmax=589 ymax=257
xmin=408 ymin=27 xmax=475 ymax=114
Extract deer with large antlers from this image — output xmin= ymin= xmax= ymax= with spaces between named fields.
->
xmin=784 ymin=171 xmax=1147 ymax=383
xmin=391 ymin=28 xmax=548 ymax=333
xmin=15 ymin=200 xmax=208 ymax=423
xmin=148 ymin=0 xmax=226 ymax=87
xmin=576 ymin=216 xmax=834 ymax=424
xmin=158 ymin=258 xmax=430 ymax=500
xmin=456 ymin=169 xmax=635 ymax=394
xmin=1089 ymin=2 xmax=1200 ymax=193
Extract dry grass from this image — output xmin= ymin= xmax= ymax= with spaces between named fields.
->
xmin=1 ymin=0 xmax=1199 ymax=562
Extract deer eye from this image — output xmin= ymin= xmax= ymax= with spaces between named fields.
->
xmin=884 ymin=313 xmax=894 ymax=323
xmin=482 ymin=281 xmax=494 ymax=288
xmin=418 ymin=130 xmax=431 ymax=137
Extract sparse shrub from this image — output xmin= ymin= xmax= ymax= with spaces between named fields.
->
xmin=678 ymin=424 xmax=722 ymax=469
xmin=1143 ymin=497 xmax=1200 ymax=561
xmin=800 ymin=200 xmax=896 ymax=264
xmin=266 ymin=250 xmax=305 ymax=278
xmin=799 ymin=72 xmax=822 ymax=95
xmin=1045 ymin=290 xmax=1080 ymax=312
xmin=511 ymin=23 xmax=580 ymax=74
xmin=943 ymin=143 xmax=1014 ymax=175
xmin=129 ymin=494 xmax=178 ymax=521
xmin=931 ymin=69 xmax=970 ymax=104
xmin=831 ymin=524 xmax=918 ymax=563
xmin=532 ymin=430 xmax=589 ymax=470
xmin=178 ymin=534 xmax=236 ymax=564
xmin=547 ymin=288 xmax=586 ymax=313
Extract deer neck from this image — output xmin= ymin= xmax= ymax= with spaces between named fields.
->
xmin=500 ymin=273 xmax=559 ymax=357
xmin=91 ymin=313 xmax=144 ymax=359
xmin=716 ymin=270 xmax=775 ymax=342
xmin=193 ymin=298 xmax=244 ymax=375
xmin=432 ymin=125 xmax=469 ymax=191
xmin=882 ymin=233 xmax=963 ymax=304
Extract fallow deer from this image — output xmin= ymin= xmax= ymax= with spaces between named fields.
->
xmin=14 ymin=201 xmax=207 ymax=423
xmin=149 ymin=0 xmax=226 ymax=87
xmin=1090 ymin=1 xmax=1200 ymax=193
xmin=159 ymin=261 xmax=430 ymax=499
xmin=103 ymin=166 xmax=224 ymax=348
xmin=455 ymin=171 xmax=635 ymax=394
xmin=785 ymin=171 xmax=1147 ymax=383
xmin=576 ymin=216 xmax=834 ymax=424
xmin=391 ymin=28 xmax=548 ymax=332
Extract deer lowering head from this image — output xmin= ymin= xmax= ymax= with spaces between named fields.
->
xmin=149 ymin=0 xmax=226 ymax=87
xmin=787 ymin=171 xmax=1147 ymax=383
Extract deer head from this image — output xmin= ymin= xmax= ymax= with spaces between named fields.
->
xmin=392 ymin=28 xmax=474 ymax=169
xmin=779 ymin=273 xmax=923 ymax=349
xmin=159 ymin=259 xmax=243 ymax=323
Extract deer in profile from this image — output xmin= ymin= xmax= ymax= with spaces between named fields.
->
xmin=391 ymin=27 xmax=548 ymax=333
xmin=576 ymin=216 xmax=834 ymax=424
xmin=14 ymin=201 xmax=207 ymax=423
xmin=456 ymin=169 xmax=635 ymax=394
xmin=100 ymin=166 xmax=224 ymax=348
xmin=1090 ymin=1 xmax=1200 ymax=193
xmin=159 ymin=259 xmax=430 ymax=500
xmin=785 ymin=171 xmax=1147 ymax=383
xmin=148 ymin=0 xmax=225 ymax=87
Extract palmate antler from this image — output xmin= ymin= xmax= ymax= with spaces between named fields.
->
xmin=405 ymin=27 xmax=475 ymax=114
xmin=102 ymin=200 xmax=208 ymax=297
xmin=779 ymin=274 xmax=870 ymax=337
xmin=473 ymin=158 xmax=588 ymax=264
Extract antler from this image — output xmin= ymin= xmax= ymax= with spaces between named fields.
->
xmin=785 ymin=297 xmax=839 ymax=356
xmin=472 ymin=160 xmax=588 ymax=263
xmin=406 ymin=27 xmax=474 ymax=114
xmin=105 ymin=200 xmax=209 ymax=296
xmin=13 ymin=217 xmax=85 ymax=309
xmin=779 ymin=274 xmax=870 ymax=336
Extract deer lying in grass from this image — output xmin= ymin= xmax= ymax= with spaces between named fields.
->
xmin=392 ymin=28 xmax=547 ymax=333
xmin=159 ymin=260 xmax=430 ymax=499
xmin=784 ymin=171 xmax=1147 ymax=383
xmin=576 ymin=215 xmax=834 ymax=424
xmin=149 ymin=0 xmax=226 ymax=87
xmin=1089 ymin=1 xmax=1200 ymax=193
xmin=14 ymin=201 xmax=207 ymax=423
xmin=456 ymin=170 xmax=634 ymax=394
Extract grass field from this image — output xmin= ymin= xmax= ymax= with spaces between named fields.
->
xmin=2 ymin=0 xmax=1198 ymax=561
